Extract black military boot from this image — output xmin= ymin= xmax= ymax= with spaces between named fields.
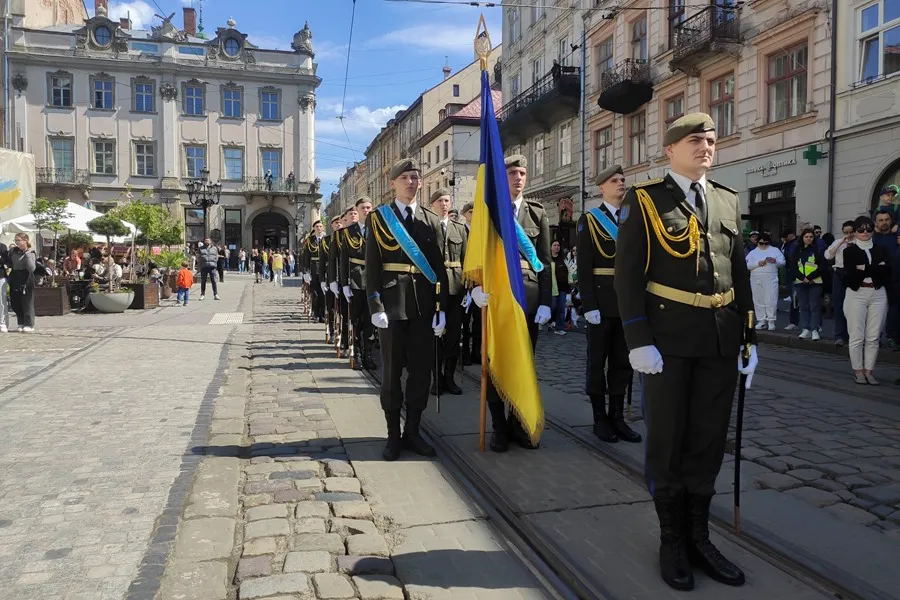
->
xmin=469 ymin=348 xmax=481 ymax=366
xmin=488 ymin=402 xmax=509 ymax=453
xmin=443 ymin=358 xmax=463 ymax=395
xmin=508 ymin=412 xmax=539 ymax=450
xmin=609 ymin=395 xmax=642 ymax=443
xmin=362 ymin=347 xmax=377 ymax=371
xmin=654 ymin=495 xmax=694 ymax=591
xmin=382 ymin=410 xmax=403 ymax=461
xmin=402 ymin=409 xmax=436 ymax=457
xmin=686 ymin=494 xmax=745 ymax=586
xmin=590 ymin=395 xmax=618 ymax=443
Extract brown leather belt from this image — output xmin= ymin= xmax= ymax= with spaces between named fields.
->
xmin=647 ymin=281 xmax=735 ymax=309
xmin=349 ymin=258 xmax=365 ymax=265
xmin=520 ymin=259 xmax=531 ymax=270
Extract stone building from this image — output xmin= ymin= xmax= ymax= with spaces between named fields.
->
xmin=7 ymin=0 xmax=322 ymax=255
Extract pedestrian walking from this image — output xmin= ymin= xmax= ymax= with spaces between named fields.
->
xmin=217 ymin=245 xmax=227 ymax=282
xmin=550 ymin=240 xmax=569 ymax=334
xmin=271 ymin=250 xmax=284 ymax=286
xmin=843 ymin=216 xmax=892 ymax=385
xmin=251 ymin=249 xmax=263 ymax=283
xmin=0 ymin=236 xmax=9 ymax=333
xmin=175 ymin=261 xmax=194 ymax=305
xmin=615 ymin=113 xmax=758 ymax=591
xmin=790 ymin=228 xmax=826 ymax=340
xmin=197 ymin=238 xmax=220 ymax=300
xmin=238 ymin=248 xmax=246 ymax=274
xmin=745 ymin=232 xmax=785 ymax=330
xmin=7 ymin=233 xmax=37 ymax=332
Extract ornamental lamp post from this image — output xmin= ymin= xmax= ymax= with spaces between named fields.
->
xmin=186 ymin=167 xmax=222 ymax=237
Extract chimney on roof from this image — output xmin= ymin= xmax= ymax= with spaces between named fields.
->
xmin=442 ymin=56 xmax=451 ymax=80
xmin=120 ymin=16 xmax=131 ymax=29
xmin=183 ymin=7 xmax=197 ymax=36
xmin=95 ymin=0 xmax=108 ymax=16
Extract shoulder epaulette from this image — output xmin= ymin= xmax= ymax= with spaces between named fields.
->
xmin=421 ymin=205 xmax=439 ymax=219
xmin=525 ymin=199 xmax=543 ymax=209
xmin=709 ymin=179 xmax=738 ymax=194
xmin=632 ymin=178 xmax=664 ymax=189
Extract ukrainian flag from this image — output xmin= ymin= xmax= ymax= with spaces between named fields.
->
xmin=463 ymin=69 xmax=543 ymax=445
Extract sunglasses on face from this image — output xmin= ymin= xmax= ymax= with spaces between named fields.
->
xmin=857 ymin=226 xmax=874 ymax=233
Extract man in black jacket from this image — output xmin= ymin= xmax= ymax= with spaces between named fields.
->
xmin=198 ymin=237 xmax=220 ymax=300
xmin=340 ymin=197 xmax=376 ymax=370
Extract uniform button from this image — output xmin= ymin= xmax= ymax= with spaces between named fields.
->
xmin=709 ymin=252 xmax=716 ymax=258
xmin=666 ymin=226 xmax=674 ymax=233
xmin=659 ymin=304 xmax=665 ymax=310
xmin=713 ymin=272 xmax=720 ymax=278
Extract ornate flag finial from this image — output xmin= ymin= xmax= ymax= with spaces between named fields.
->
xmin=474 ymin=14 xmax=492 ymax=71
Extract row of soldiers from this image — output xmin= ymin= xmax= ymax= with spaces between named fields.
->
xmin=296 ymin=113 xmax=761 ymax=593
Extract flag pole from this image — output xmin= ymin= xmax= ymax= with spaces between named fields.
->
xmin=479 ymin=307 xmax=488 ymax=452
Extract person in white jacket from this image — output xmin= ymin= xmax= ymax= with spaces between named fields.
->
xmin=745 ymin=232 xmax=785 ymax=329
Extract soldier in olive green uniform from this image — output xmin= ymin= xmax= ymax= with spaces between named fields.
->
xmin=339 ymin=197 xmax=377 ymax=371
xmin=366 ymin=158 xmax=448 ymax=461
xmin=429 ymin=188 xmax=468 ymax=395
xmin=614 ymin=114 xmax=759 ymax=591
xmin=576 ymin=165 xmax=640 ymax=444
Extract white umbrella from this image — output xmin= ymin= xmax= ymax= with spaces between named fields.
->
xmin=0 ymin=201 xmax=136 ymax=244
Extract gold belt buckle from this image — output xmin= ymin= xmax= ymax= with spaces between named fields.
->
xmin=710 ymin=293 xmax=724 ymax=308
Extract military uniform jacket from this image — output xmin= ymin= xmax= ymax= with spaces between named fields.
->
xmin=438 ymin=218 xmax=468 ymax=297
xmin=576 ymin=205 xmax=620 ymax=318
xmin=365 ymin=203 xmax=449 ymax=321
xmin=339 ymin=223 xmax=366 ymax=290
xmin=300 ymin=237 xmax=319 ymax=272
xmin=328 ymin=230 xmax=342 ymax=285
xmin=318 ymin=235 xmax=332 ymax=286
xmin=614 ymin=174 xmax=755 ymax=358
xmin=518 ymin=199 xmax=552 ymax=315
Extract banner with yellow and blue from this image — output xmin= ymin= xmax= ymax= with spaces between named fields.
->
xmin=463 ymin=70 xmax=543 ymax=444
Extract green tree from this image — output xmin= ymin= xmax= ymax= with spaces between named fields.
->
xmin=30 ymin=197 xmax=72 ymax=258
xmin=87 ymin=214 xmax=129 ymax=292
xmin=58 ymin=231 xmax=94 ymax=252
xmin=112 ymin=188 xmax=184 ymax=272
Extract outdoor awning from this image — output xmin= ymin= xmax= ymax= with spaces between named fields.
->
xmin=0 ymin=201 xmax=136 ymax=244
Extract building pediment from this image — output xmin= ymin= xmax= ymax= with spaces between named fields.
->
xmin=74 ymin=9 xmax=128 ymax=52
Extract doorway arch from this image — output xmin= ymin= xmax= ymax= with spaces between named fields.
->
xmin=252 ymin=212 xmax=290 ymax=251
xmin=871 ymin=155 xmax=900 ymax=213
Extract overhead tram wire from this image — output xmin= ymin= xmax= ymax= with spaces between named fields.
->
xmin=337 ymin=0 xmax=359 ymax=155
xmin=382 ymin=0 xmax=745 ymax=11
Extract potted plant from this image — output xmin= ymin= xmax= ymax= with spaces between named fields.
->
xmin=34 ymin=279 xmax=70 ymax=316
xmin=122 ymin=277 xmax=160 ymax=309
xmin=156 ymin=249 xmax=185 ymax=299
xmin=86 ymin=214 xmax=134 ymax=313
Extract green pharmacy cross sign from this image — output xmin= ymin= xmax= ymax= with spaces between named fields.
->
xmin=803 ymin=144 xmax=824 ymax=166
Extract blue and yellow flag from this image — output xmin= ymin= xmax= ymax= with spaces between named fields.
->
xmin=463 ymin=70 xmax=543 ymax=444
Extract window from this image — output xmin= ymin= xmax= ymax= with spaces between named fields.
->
xmin=223 ymin=147 xmax=244 ymax=180
xmin=50 ymin=138 xmax=74 ymax=173
xmin=438 ymin=108 xmax=447 ymax=120
xmin=767 ymin=44 xmax=808 ymax=123
xmin=261 ymin=149 xmax=282 ymax=178
xmin=48 ymin=72 xmax=72 ymax=107
xmin=631 ymin=17 xmax=648 ymax=60
xmin=93 ymin=25 xmax=111 ymax=47
xmin=223 ymin=37 xmax=241 ymax=57
xmin=436 ymin=144 xmax=441 ymax=163
xmin=558 ymin=123 xmax=572 ymax=167
xmin=452 ymin=84 xmax=460 ymax=97
xmin=133 ymin=79 xmax=154 ymax=113
xmin=594 ymin=126 xmax=612 ymax=174
xmin=184 ymin=83 xmax=205 ymax=116
xmin=134 ymin=142 xmax=155 ymax=176
xmin=558 ymin=37 xmax=569 ymax=65
xmin=184 ymin=208 xmax=205 ymax=243
xmin=427 ymin=151 xmax=432 ymax=165
xmin=92 ymin=140 xmax=115 ymax=175
xmin=532 ymin=57 xmax=544 ymax=84
xmin=185 ymin=145 xmax=207 ymax=178
xmin=628 ymin=112 xmax=646 ymax=165
xmin=665 ymin=95 xmax=685 ymax=125
xmin=178 ymin=46 xmax=205 ymax=56
xmin=91 ymin=75 xmax=114 ymax=109
xmin=596 ymin=37 xmax=614 ymax=83
xmin=260 ymin=89 xmax=281 ymax=120
xmin=509 ymin=7 xmax=521 ymax=42
xmin=222 ymin=87 xmax=242 ymax=118
xmin=443 ymin=140 xmax=449 ymax=161
xmin=511 ymin=73 xmax=521 ymax=98
xmin=533 ymin=135 xmax=545 ymax=176
xmin=709 ymin=72 xmax=735 ymax=137
xmin=532 ymin=0 xmax=545 ymax=22
xmin=669 ymin=0 xmax=686 ymax=48
xmin=858 ymin=0 xmax=900 ymax=82
xmin=131 ymin=41 xmax=159 ymax=54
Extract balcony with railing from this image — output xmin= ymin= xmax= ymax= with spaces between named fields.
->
xmin=239 ymin=176 xmax=314 ymax=196
xmin=498 ymin=66 xmax=581 ymax=146
xmin=597 ymin=59 xmax=654 ymax=115
xmin=669 ymin=6 xmax=741 ymax=76
xmin=36 ymin=168 xmax=91 ymax=187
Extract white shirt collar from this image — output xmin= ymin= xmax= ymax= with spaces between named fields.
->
xmin=667 ymin=171 xmax=708 ymax=207
xmin=441 ymin=216 xmax=449 ymax=226
xmin=513 ymin=195 xmax=524 ymax=214
xmin=395 ymin=198 xmax=417 ymax=215
xmin=602 ymin=201 xmax=621 ymax=217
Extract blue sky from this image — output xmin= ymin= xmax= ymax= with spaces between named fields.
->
xmin=98 ymin=0 xmax=502 ymax=199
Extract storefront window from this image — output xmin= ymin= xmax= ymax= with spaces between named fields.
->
xmin=184 ymin=208 xmax=205 ymax=243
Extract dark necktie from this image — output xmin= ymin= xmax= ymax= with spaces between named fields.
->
xmin=403 ymin=206 xmax=413 ymax=231
xmin=614 ymin=208 xmax=619 ymax=223
xmin=691 ymin=182 xmax=706 ymax=225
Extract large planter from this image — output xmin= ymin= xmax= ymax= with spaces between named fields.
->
xmin=160 ymin=284 xmax=173 ymax=300
xmin=90 ymin=291 xmax=135 ymax=313
xmin=122 ymin=282 xmax=160 ymax=309
xmin=35 ymin=286 xmax=70 ymax=316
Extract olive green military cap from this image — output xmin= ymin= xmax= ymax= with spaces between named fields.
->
xmin=594 ymin=164 xmax=624 ymax=186
xmin=388 ymin=158 xmax=420 ymax=180
xmin=429 ymin=188 xmax=451 ymax=203
xmin=662 ymin=112 xmax=716 ymax=146
xmin=504 ymin=154 xmax=527 ymax=169
xmin=355 ymin=196 xmax=372 ymax=206
xmin=461 ymin=202 xmax=474 ymax=214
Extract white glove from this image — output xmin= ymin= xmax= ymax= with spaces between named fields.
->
xmin=342 ymin=285 xmax=353 ymax=300
xmin=461 ymin=292 xmax=472 ymax=310
xmin=303 ymin=273 xmax=311 ymax=283
xmin=629 ymin=345 xmax=664 ymax=375
xmin=320 ymin=281 xmax=328 ymax=294
xmin=432 ymin=311 xmax=446 ymax=336
xmin=329 ymin=281 xmax=339 ymax=295
xmin=471 ymin=286 xmax=489 ymax=308
xmin=534 ymin=305 xmax=552 ymax=325
xmin=371 ymin=312 xmax=389 ymax=329
xmin=584 ymin=310 xmax=602 ymax=325
xmin=738 ymin=345 xmax=759 ymax=389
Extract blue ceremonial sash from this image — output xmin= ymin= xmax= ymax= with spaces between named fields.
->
xmin=514 ymin=220 xmax=544 ymax=273
xmin=588 ymin=207 xmax=618 ymax=241
xmin=376 ymin=205 xmax=438 ymax=284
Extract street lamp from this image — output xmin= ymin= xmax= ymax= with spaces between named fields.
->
xmin=185 ymin=167 xmax=223 ymax=237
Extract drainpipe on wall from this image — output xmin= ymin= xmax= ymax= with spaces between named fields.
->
xmin=826 ymin=0 xmax=838 ymax=230
xmin=4 ymin=0 xmax=11 ymax=149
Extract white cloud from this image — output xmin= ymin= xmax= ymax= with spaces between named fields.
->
xmin=366 ymin=25 xmax=479 ymax=53
xmin=315 ymin=166 xmax=352 ymax=186
xmin=316 ymin=103 xmax=407 ymax=138
xmin=246 ymin=33 xmax=287 ymax=51
xmin=314 ymin=40 xmax=349 ymax=61
xmin=104 ymin=0 xmax=157 ymax=30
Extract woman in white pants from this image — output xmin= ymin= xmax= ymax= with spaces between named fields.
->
xmin=745 ymin=232 xmax=785 ymax=330
xmin=842 ymin=216 xmax=891 ymax=385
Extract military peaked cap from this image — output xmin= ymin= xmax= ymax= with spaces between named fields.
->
xmin=429 ymin=188 xmax=451 ymax=203
xmin=388 ymin=158 xmax=420 ymax=180
xmin=355 ymin=196 xmax=372 ymax=206
xmin=312 ymin=220 xmax=322 ymax=227
xmin=330 ymin=216 xmax=341 ymax=223
xmin=504 ymin=154 xmax=527 ymax=169
xmin=662 ymin=112 xmax=716 ymax=146
xmin=594 ymin=164 xmax=624 ymax=186
xmin=461 ymin=202 xmax=474 ymax=214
